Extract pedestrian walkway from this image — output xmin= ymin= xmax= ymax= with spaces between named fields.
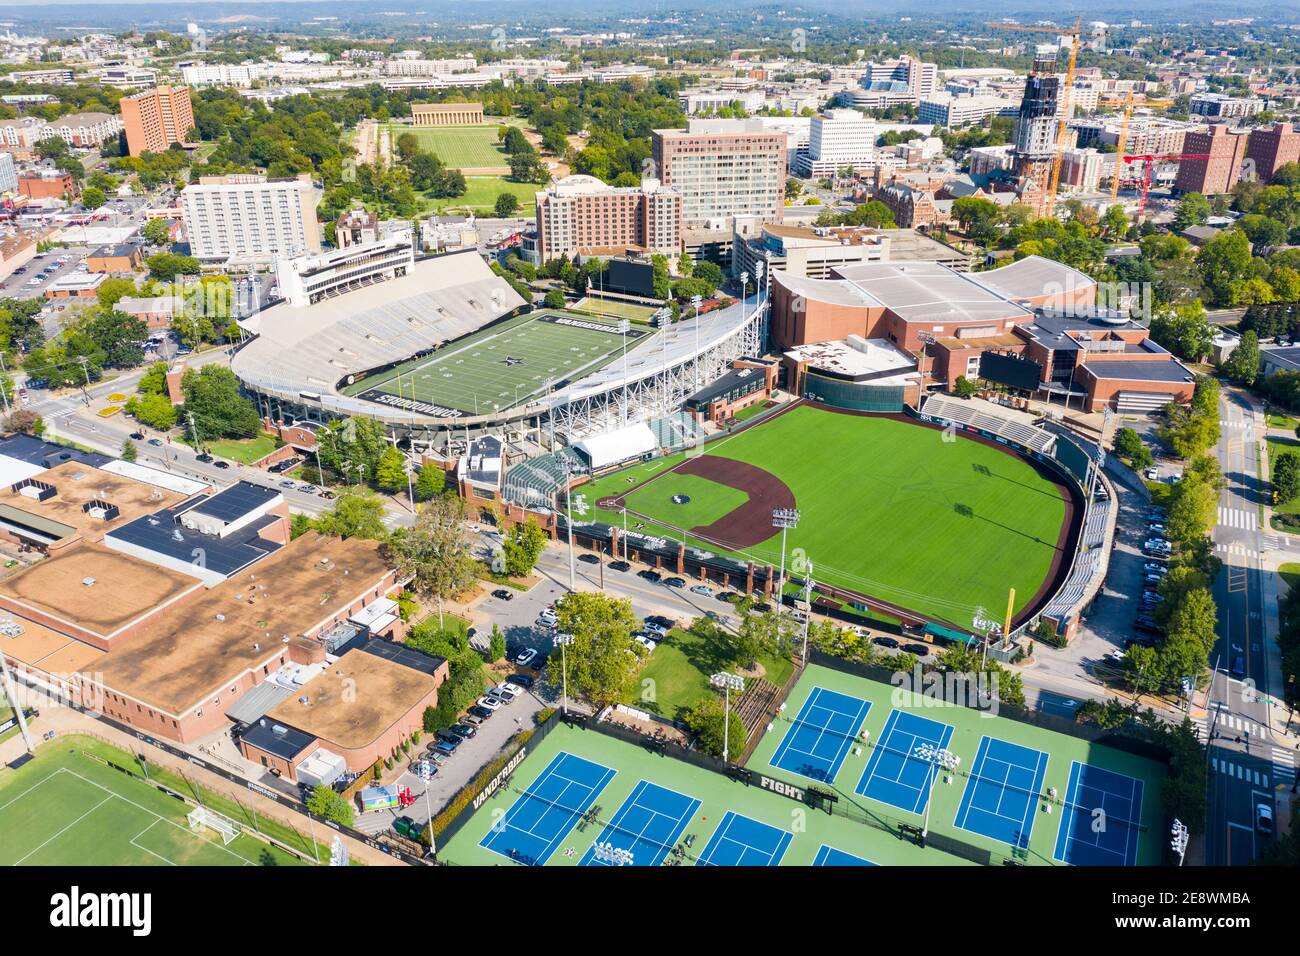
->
xmin=1218 ymin=506 xmax=1258 ymax=531
xmin=1216 ymin=543 xmax=1259 ymax=559
xmin=1211 ymin=757 xmax=1272 ymax=788
xmin=1270 ymin=747 xmax=1296 ymax=787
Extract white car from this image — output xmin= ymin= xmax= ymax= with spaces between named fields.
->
xmin=536 ymin=610 xmax=557 ymax=627
xmin=514 ymin=648 xmax=537 ymax=666
xmin=644 ymin=621 xmax=669 ymax=638
xmin=492 ymin=683 xmax=521 ymax=700
xmin=476 ymin=696 xmax=503 ymax=711
xmin=634 ymin=635 xmax=657 ymax=652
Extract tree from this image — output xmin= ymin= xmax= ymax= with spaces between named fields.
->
xmin=145 ymin=252 xmax=201 ymax=281
xmin=502 ymin=518 xmax=548 ymax=577
xmin=307 ymin=783 xmax=354 ymax=827
xmin=181 ymin=365 xmax=259 ymax=438
xmin=543 ymin=288 xmax=565 ymax=309
xmin=488 ymin=624 xmax=507 ymax=663
xmin=1222 ymin=330 xmax=1261 ymax=385
xmin=493 ymin=192 xmax=520 ymax=217
xmin=1172 ymin=192 xmax=1211 ymax=231
xmin=387 ymin=494 xmax=477 ymax=625
xmin=83 ymin=309 xmax=149 ymax=368
xmin=1196 ymin=230 xmax=1253 ymax=306
xmin=95 ymin=277 xmax=137 ymax=310
xmin=317 ymin=416 xmax=388 ymax=480
xmin=123 ymin=392 xmax=178 ymax=430
xmin=683 ymin=695 xmax=746 ymax=761
xmin=313 ymin=492 xmax=388 ymax=540
xmin=1149 ymin=302 xmax=1213 ymax=363
xmin=81 ymin=185 xmax=105 ymax=210
xmin=1275 ymin=452 xmax=1300 ymax=504
xmin=4 ymin=409 xmax=44 ymax=436
xmin=552 ymin=591 xmax=642 ymax=709
xmin=413 ymin=465 xmax=443 ymax=501
xmin=374 ymin=446 xmax=407 ymax=494
xmin=137 ymin=361 xmax=169 ymax=395
xmin=120 ymin=439 xmax=137 ymax=462
xmin=951 ymin=196 xmax=1002 ymax=244
xmin=953 ymin=376 xmax=978 ymax=398
xmin=139 ymin=218 xmax=171 ymax=246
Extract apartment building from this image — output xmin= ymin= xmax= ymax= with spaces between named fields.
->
xmin=918 ymin=93 xmax=1019 ymax=129
xmin=181 ymin=173 xmax=323 ymax=263
xmin=794 ymin=109 xmax=876 ymax=177
xmin=98 ymin=66 xmax=158 ymax=89
xmin=42 ymin=112 xmax=123 ymax=148
xmin=0 ymin=152 xmax=16 ymax=196
xmin=385 ymin=57 xmax=478 ymax=76
xmin=651 ymin=119 xmax=787 ymax=228
xmin=120 ymin=86 xmax=195 ymax=157
xmin=1174 ymin=123 xmax=1250 ymax=195
xmin=179 ymin=62 xmax=263 ymax=88
xmin=1245 ymin=122 xmax=1300 ymax=184
xmin=850 ymin=55 xmax=938 ymax=108
xmin=533 ymin=174 xmax=681 ymax=264
xmin=0 ymin=117 xmax=46 ymax=161
xmin=1189 ymin=92 xmax=1265 ymax=119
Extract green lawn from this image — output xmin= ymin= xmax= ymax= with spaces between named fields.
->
xmin=1267 ymin=434 xmax=1300 ymax=515
xmin=0 ymin=738 xmax=308 ymax=866
xmin=627 ymin=626 xmax=795 ymax=721
xmin=1279 ymin=563 xmax=1300 ymax=591
xmin=572 ymin=297 xmax=661 ymax=322
xmin=429 ymin=175 xmax=538 ymax=214
xmin=732 ymin=399 xmax=777 ymax=422
xmin=1267 ymin=413 xmax=1299 ymax=431
xmin=391 ymin=124 xmax=509 ymax=168
xmin=205 ymin=432 xmax=279 ymax=465
xmin=583 ymin=405 xmax=1068 ymax=628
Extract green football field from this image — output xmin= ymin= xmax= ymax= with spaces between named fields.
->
xmin=0 ymin=742 xmax=306 ymax=866
xmin=581 ymin=404 xmax=1069 ymax=627
xmin=390 ymin=123 xmax=508 ymax=168
xmin=342 ymin=311 xmax=651 ymax=417
xmin=572 ymin=297 xmax=661 ymax=322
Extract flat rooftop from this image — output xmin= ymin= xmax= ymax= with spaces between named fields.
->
xmin=831 ymin=261 xmax=1031 ymax=326
xmin=0 ymin=542 xmax=200 ymax=640
xmin=969 ymin=255 xmax=1096 ymax=302
xmin=785 ymin=336 xmax=917 ymax=383
xmin=93 ymin=532 xmax=395 ymax=716
xmin=1083 ymin=359 xmax=1197 ymax=384
xmin=264 ymin=646 xmax=438 ymax=751
xmin=0 ymin=459 xmax=189 ymax=544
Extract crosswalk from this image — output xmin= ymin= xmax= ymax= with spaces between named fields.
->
xmin=1218 ymin=507 xmax=1258 ymax=531
xmin=1272 ymin=748 xmax=1296 ymax=786
xmin=1211 ymin=757 xmax=1272 ymax=787
xmin=1215 ymin=543 xmax=1258 ymax=559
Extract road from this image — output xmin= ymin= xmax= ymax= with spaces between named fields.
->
xmin=1203 ymin=387 xmax=1293 ymax=865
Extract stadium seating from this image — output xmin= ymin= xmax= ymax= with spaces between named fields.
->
xmin=920 ymin=397 xmax=1057 ymax=455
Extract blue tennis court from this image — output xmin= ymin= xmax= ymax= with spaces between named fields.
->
xmin=953 ymin=736 xmax=1049 ymax=849
xmin=812 ymin=844 xmax=876 ymax=866
xmin=480 ymin=751 xmax=615 ymax=866
xmin=579 ymin=780 xmax=700 ymax=867
xmin=695 ymin=812 xmax=792 ymax=866
xmin=855 ymin=710 xmax=955 ymax=814
xmin=1053 ymin=761 xmax=1145 ymax=866
xmin=769 ymin=686 xmax=872 ymax=783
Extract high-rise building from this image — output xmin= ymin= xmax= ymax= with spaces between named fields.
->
xmin=1175 ymin=124 xmax=1250 ymax=196
xmin=0 ymin=153 xmax=17 ymax=196
xmin=795 ymin=110 xmax=876 ymax=177
xmin=533 ymin=174 xmax=681 ymax=264
xmin=181 ymin=174 xmax=323 ymax=262
xmin=1245 ymin=122 xmax=1300 ymax=184
xmin=120 ymin=86 xmax=195 ymax=157
xmin=852 ymin=54 xmax=938 ymax=107
xmin=651 ymin=119 xmax=787 ymax=228
xmin=1012 ymin=46 xmax=1063 ymax=189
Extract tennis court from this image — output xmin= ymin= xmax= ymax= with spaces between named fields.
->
xmin=1053 ymin=761 xmax=1145 ymax=867
xmin=480 ymin=751 xmax=615 ymax=866
xmin=344 ymin=310 xmax=650 ymax=417
xmin=694 ymin=811 xmax=792 ymax=866
xmin=579 ymin=780 xmax=700 ymax=867
xmin=812 ymin=845 xmax=876 ymax=866
xmin=953 ymin=736 xmax=1049 ymax=850
xmin=769 ymin=686 xmax=872 ymax=783
xmin=855 ymin=710 xmax=955 ymax=814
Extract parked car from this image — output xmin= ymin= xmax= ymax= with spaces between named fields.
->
xmin=664 ymin=576 xmax=686 ymax=588
xmin=645 ymin=615 xmax=675 ymax=630
xmin=469 ymin=705 xmax=494 ymax=720
xmin=609 ymin=560 xmax=631 ymax=572
xmin=638 ymin=569 xmax=662 ymax=583
xmin=1256 ymin=802 xmax=1275 ymax=835
xmin=536 ymin=609 xmax=557 ymax=627
xmin=504 ymin=673 xmax=535 ymax=689
xmin=873 ymin=636 xmax=900 ymax=649
xmin=491 ymin=588 xmax=514 ymax=601
xmin=634 ymin=635 xmax=657 ymax=651
xmin=1143 ymin=562 xmax=1167 ymax=573
xmin=435 ymin=738 xmax=458 ymax=755
xmin=476 ymin=696 xmax=503 ymax=711
xmin=214 ymin=460 xmax=230 ymax=470
xmin=578 ymin=553 xmax=600 ymax=564
xmin=717 ymin=591 xmax=740 ymax=603
xmin=902 ymin=643 xmax=930 ymax=657
xmin=147 ymin=438 xmax=163 ymax=447
xmin=491 ymin=683 xmax=522 ymax=701
xmin=644 ymin=621 xmax=670 ymax=638
xmin=449 ymin=723 xmax=476 ymax=739
xmin=1231 ymin=656 xmax=1246 ymax=677
xmin=689 ymin=584 xmax=712 ymax=596
xmin=515 ymin=648 xmax=538 ymax=666
xmin=195 ymin=453 xmax=214 ymax=463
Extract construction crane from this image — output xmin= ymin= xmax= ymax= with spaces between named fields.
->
xmin=1120 ymin=152 xmax=1211 ymax=220
xmin=1109 ymin=93 xmax=1134 ymax=204
xmin=990 ymin=18 xmax=1082 ymax=218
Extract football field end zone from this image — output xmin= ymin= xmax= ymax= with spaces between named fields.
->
xmin=583 ymin=400 xmax=1080 ymax=633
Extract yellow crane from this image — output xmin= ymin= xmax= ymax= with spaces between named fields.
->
xmin=990 ymin=18 xmax=1082 ymax=217
xmin=1110 ymin=92 xmax=1134 ymax=203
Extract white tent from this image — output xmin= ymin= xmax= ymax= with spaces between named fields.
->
xmin=573 ymin=422 xmax=658 ymax=471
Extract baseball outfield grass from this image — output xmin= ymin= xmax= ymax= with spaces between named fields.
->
xmin=578 ymin=404 xmax=1069 ymax=628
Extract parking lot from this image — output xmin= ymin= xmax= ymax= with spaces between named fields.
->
xmin=2 ymin=247 xmax=91 ymax=309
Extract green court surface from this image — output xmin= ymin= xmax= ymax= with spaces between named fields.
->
xmin=389 ymin=123 xmax=508 ymax=168
xmin=342 ymin=310 xmax=651 ymax=417
xmin=745 ymin=664 xmax=1166 ymax=866
xmin=582 ymin=404 xmax=1068 ymax=627
xmin=0 ymin=741 xmax=306 ymax=866
xmin=572 ymin=297 xmax=661 ymax=322
xmin=437 ymin=720 xmax=975 ymax=867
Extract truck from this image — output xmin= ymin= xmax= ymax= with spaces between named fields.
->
xmin=392 ymin=816 xmax=425 ymax=842
xmin=357 ymin=784 xmax=414 ymax=812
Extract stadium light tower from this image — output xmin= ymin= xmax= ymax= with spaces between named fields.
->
xmin=618 ymin=318 xmax=632 ymax=427
xmin=800 ymin=559 xmax=815 ymax=662
xmin=690 ymin=294 xmax=704 ymax=391
xmin=913 ymin=743 xmax=960 ymax=842
xmin=915 ymin=331 xmax=936 ymax=408
xmin=710 ymin=671 xmax=745 ymax=763
xmin=1170 ymin=818 xmax=1189 ymax=866
xmin=555 ymin=633 xmax=576 ymax=715
xmin=739 ymin=271 xmax=749 ymax=323
xmin=562 ymin=460 xmax=578 ymax=591
xmin=771 ymin=507 xmax=800 ymax=619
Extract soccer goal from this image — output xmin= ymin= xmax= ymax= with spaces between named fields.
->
xmin=187 ymin=806 xmax=240 ymax=846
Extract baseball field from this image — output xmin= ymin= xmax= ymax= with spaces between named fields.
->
xmin=579 ymin=403 xmax=1072 ymax=628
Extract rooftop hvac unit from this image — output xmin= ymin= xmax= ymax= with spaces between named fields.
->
xmin=82 ymin=576 xmax=95 ymax=587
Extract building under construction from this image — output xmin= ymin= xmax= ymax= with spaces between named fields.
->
xmin=1013 ymin=45 xmax=1064 ymax=194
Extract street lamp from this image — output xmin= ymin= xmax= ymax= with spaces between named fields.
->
xmin=555 ymin=633 xmax=575 ymax=715
xmin=771 ymin=507 xmax=800 ymax=620
xmin=1170 ymin=819 xmax=1189 ymax=866
xmin=710 ymin=671 xmax=745 ymax=763
xmin=913 ymin=742 xmax=960 ymax=841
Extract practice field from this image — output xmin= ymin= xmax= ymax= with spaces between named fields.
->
xmin=583 ymin=403 xmax=1071 ymax=627
xmin=342 ymin=310 xmax=651 ymax=418
xmin=0 ymin=744 xmax=305 ymax=867
xmin=746 ymin=665 xmax=1166 ymax=866
xmin=440 ymin=721 xmax=979 ymax=867
xmin=573 ymin=297 xmax=661 ymax=323
xmin=388 ymin=123 xmax=507 ymax=168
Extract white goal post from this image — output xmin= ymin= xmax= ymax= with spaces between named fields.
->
xmin=187 ymin=806 xmax=240 ymax=846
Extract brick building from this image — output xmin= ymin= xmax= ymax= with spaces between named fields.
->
xmin=1245 ymin=122 xmax=1300 ymax=184
xmin=120 ymin=86 xmax=195 ymax=157
xmin=1174 ymin=123 xmax=1250 ymax=196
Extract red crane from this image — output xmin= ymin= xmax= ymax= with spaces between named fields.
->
xmin=1120 ymin=153 xmax=1211 ymax=221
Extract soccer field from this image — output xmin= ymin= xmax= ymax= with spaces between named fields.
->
xmin=342 ymin=311 xmax=652 ymax=417
xmin=0 ymin=742 xmax=305 ymax=866
xmin=390 ymin=124 xmax=508 ymax=168
xmin=582 ymin=404 xmax=1070 ymax=627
